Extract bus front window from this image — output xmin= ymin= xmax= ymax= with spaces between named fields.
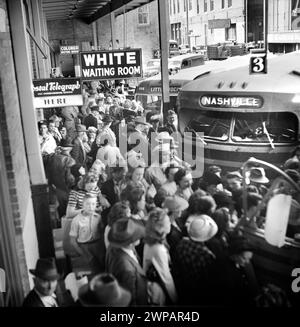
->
xmin=232 ymin=112 xmax=298 ymax=143
xmin=135 ymin=95 xmax=162 ymax=113
xmin=183 ymin=110 xmax=231 ymax=141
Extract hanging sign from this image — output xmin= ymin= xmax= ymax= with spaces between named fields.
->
xmin=80 ymin=49 xmax=142 ymax=80
xmin=33 ymin=78 xmax=82 ymax=108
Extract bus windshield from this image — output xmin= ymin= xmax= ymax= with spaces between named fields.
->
xmin=232 ymin=112 xmax=298 ymax=143
xmin=136 ymin=94 xmax=179 ymax=114
xmin=184 ymin=110 xmax=231 ymax=140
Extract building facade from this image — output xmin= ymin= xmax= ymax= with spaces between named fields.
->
xmin=169 ymin=0 xmax=246 ymax=47
xmin=268 ymin=0 xmax=300 ymax=52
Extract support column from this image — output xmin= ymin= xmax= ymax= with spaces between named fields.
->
xmin=158 ymin=0 xmax=170 ymax=119
xmin=31 ymin=0 xmax=46 ymax=78
xmin=92 ymin=21 xmax=98 ymax=49
xmin=7 ymin=0 xmax=54 ymax=258
xmin=110 ymin=11 xmax=116 ymax=49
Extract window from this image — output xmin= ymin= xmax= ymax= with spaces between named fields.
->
xmin=189 ymin=0 xmax=192 ymax=10
xmin=228 ymin=0 xmax=232 ymax=7
xmin=221 ymin=0 xmax=225 ymax=9
xmin=184 ymin=110 xmax=231 ymax=141
xmin=197 ymin=0 xmax=200 ymax=13
xmin=204 ymin=0 xmax=208 ymax=12
xmin=173 ymin=0 xmax=176 ymax=14
xmin=177 ymin=0 xmax=180 ymax=12
xmin=226 ymin=23 xmax=237 ymax=41
xmin=137 ymin=5 xmax=149 ymax=25
xmin=210 ymin=0 xmax=214 ymax=11
xmin=232 ymin=112 xmax=297 ymax=144
xmin=184 ymin=0 xmax=186 ymax=12
xmin=169 ymin=0 xmax=172 ymax=15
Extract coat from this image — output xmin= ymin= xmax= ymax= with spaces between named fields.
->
xmin=23 ymin=290 xmax=46 ymax=307
xmin=83 ymin=114 xmax=98 ymax=129
xmin=71 ymin=138 xmax=86 ymax=166
xmin=106 ymin=246 xmax=148 ymax=306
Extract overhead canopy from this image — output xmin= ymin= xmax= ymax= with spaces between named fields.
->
xmin=42 ymin=0 xmax=154 ymax=23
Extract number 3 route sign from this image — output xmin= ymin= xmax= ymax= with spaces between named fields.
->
xmin=249 ymin=54 xmax=267 ymax=74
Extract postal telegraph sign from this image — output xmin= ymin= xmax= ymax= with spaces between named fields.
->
xmin=33 ymin=78 xmax=83 ymax=108
xmin=80 ymin=49 xmax=142 ymax=80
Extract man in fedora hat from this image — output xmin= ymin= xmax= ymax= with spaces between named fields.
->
xmin=23 ymin=258 xmax=61 ymax=307
xmin=47 ymin=140 xmax=76 ymax=217
xmin=71 ymin=124 xmax=90 ymax=167
xmin=83 ymin=106 xmax=99 ymax=129
xmin=96 ymin=114 xmax=116 ymax=148
xmin=106 ymin=218 xmax=148 ymax=306
xmin=78 ymin=273 xmax=131 ymax=307
xmin=127 ymin=116 xmax=151 ymax=165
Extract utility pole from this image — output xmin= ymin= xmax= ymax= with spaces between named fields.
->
xmin=263 ymin=0 xmax=268 ymax=53
xmin=186 ymin=0 xmax=189 ymax=46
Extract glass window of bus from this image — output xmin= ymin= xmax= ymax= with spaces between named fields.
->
xmin=183 ymin=110 xmax=231 ymax=140
xmin=136 ymin=94 xmax=162 ymax=113
xmin=232 ymin=112 xmax=298 ymax=143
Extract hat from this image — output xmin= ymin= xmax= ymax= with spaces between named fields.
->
xmin=76 ymin=124 xmax=87 ymax=132
xmin=163 ymin=196 xmax=188 ymax=212
xmin=187 ymin=215 xmax=218 ymax=242
xmin=78 ymin=273 xmax=131 ymax=307
xmin=102 ymin=115 xmax=113 ymax=124
xmin=213 ymin=191 xmax=233 ymax=208
xmin=60 ymin=139 xmax=74 ymax=149
xmin=90 ymin=105 xmax=99 ymax=112
xmin=202 ymin=171 xmax=222 ymax=186
xmin=155 ymin=132 xmax=174 ymax=142
xmin=167 ymin=110 xmax=176 ymax=117
xmin=29 ymin=258 xmax=60 ymax=281
xmin=98 ymin=93 xmax=105 ymax=99
xmin=150 ymin=114 xmax=161 ymax=122
xmin=248 ymin=167 xmax=269 ymax=184
xmin=108 ymin=218 xmax=145 ymax=248
xmin=88 ymin=126 xmax=98 ymax=134
xmin=228 ymin=234 xmax=253 ymax=255
xmin=49 ymin=114 xmax=62 ymax=122
xmin=153 ymin=143 xmax=171 ymax=154
xmin=134 ymin=116 xmax=150 ymax=126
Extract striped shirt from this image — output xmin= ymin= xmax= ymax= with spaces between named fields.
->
xmin=67 ymin=187 xmax=101 ymax=210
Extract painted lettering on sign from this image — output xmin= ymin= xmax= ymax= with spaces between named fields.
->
xmin=200 ymin=95 xmax=263 ymax=108
xmin=80 ymin=49 xmax=142 ymax=80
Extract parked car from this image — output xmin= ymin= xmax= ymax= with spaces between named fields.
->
xmin=143 ymin=59 xmax=161 ymax=78
xmin=179 ymin=44 xmax=191 ymax=55
xmin=168 ymin=53 xmax=205 ymax=74
xmin=169 ymin=39 xmax=180 ymax=57
xmin=192 ymin=45 xmax=208 ymax=59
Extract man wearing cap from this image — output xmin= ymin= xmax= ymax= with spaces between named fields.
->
xmin=128 ymin=116 xmax=151 ymax=165
xmin=106 ymin=218 xmax=148 ymax=306
xmin=47 ymin=141 xmax=76 ymax=217
xmin=23 ymin=258 xmax=60 ymax=307
xmin=96 ymin=114 xmax=117 ymax=148
xmin=71 ymin=124 xmax=90 ymax=167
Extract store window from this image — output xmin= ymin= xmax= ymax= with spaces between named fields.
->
xmin=138 ymin=5 xmax=149 ymax=25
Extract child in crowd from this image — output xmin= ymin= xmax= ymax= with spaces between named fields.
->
xmin=69 ymin=194 xmax=105 ymax=273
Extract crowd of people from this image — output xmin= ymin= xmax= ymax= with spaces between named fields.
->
xmin=25 ymin=80 xmax=300 ymax=307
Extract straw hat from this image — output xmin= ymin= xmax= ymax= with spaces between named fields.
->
xmin=187 ymin=215 xmax=218 ymax=242
xmin=248 ymin=167 xmax=269 ymax=184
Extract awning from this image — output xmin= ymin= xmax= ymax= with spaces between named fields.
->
xmin=42 ymin=0 xmax=154 ymax=23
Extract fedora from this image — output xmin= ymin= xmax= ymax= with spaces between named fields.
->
xmin=187 ymin=215 xmax=218 ymax=242
xmin=108 ymin=218 xmax=145 ymax=248
xmin=102 ymin=115 xmax=113 ymax=124
xmin=228 ymin=234 xmax=253 ymax=255
xmin=76 ymin=124 xmax=87 ymax=133
xmin=249 ymin=167 xmax=269 ymax=184
xmin=78 ymin=273 xmax=131 ymax=307
xmin=167 ymin=110 xmax=176 ymax=117
xmin=155 ymin=132 xmax=174 ymax=142
xmin=29 ymin=258 xmax=60 ymax=281
xmin=60 ymin=139 xmax=74 ymax=149
xmin=134 ymin=116 xmax=150 ymax=126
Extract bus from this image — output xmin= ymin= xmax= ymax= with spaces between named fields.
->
xmin=178 ymin=51 xmax=300 ymax=171
xmin=178 ymin=52 xmax=300 ymax=304
xmin=135 ymin=54 xmax=257 ymax=116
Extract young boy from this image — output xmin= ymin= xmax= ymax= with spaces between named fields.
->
xmin=69 ymin=194 xmax=105 ymax=273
